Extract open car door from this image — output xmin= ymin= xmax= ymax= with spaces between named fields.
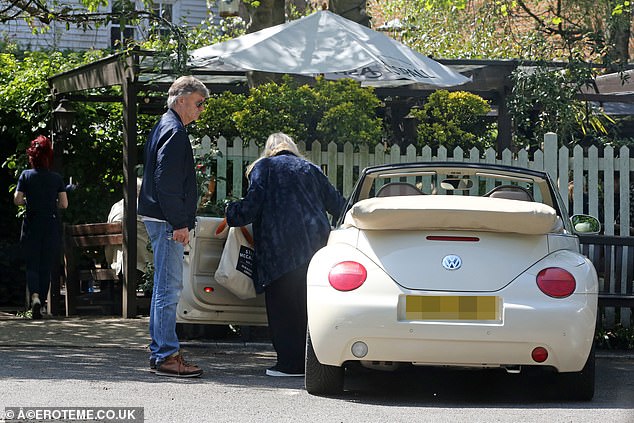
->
xmin=177 ymin=216 xmax=267 ymax=326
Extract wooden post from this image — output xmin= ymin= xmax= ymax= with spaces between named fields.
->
xmin=496 ymin=87 xmax=512 ymax=155
xmin=122 ymin=59 xmax=138 ymax=318
xmin=62 ymin=224 xmax=78 ymax=316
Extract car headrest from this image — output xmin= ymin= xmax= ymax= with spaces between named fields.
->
xmin=484 ymin=185 xmax=534 ymax=202
xmin=376 ymin=182 xmax=423 ymax=197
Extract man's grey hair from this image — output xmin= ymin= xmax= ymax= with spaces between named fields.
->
xmin=167 ymin=76 xmax=209 ymax=109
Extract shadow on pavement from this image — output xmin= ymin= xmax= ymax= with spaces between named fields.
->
xmin=1 ymin=315 xmax=632 ymax=409
xmin=336 ymin=358 xmax=634 ymax=408
xmin=0 ymin=345 xmax=292 ymax=387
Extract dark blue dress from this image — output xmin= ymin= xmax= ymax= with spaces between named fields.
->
xmin=17 ymin=168 xmax=65 ymax=299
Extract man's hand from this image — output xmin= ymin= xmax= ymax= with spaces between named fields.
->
xmin=172 ymin=227 xmax=190 ymax=245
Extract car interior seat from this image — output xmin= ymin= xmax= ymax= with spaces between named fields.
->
xmin=483 ymin=185 xmax=534 ymax=202
xmin=376 ymin=182 xmax=423 ymax=197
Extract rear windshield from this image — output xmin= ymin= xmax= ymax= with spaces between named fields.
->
xmin=358 ymin=169 xmax=553 ymax=207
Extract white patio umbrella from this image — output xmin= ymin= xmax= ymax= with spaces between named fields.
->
xmin=189 ymin=10 xmax=470 ymax=87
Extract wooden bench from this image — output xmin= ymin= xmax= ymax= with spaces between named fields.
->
xmin=578 ymin=234 xmax=634 ymax=327
xmin=63 ymin=222 xmax=123 ymax=316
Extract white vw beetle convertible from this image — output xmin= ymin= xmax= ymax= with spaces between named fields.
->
xmin=178 ymin=162 xmax=599 ymax=400
xmin=304 ymin=162 xmax=599 ymax=400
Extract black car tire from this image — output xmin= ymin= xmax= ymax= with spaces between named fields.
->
xmin=552 ymin=344 xmax=595 ymax=401
xmin=305 ymin=329 xmax=344 ymax=395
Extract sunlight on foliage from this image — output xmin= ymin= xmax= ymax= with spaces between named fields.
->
xmin=408 ymin=90 xmax=495 ymax=152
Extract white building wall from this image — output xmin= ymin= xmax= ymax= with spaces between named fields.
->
xmin=0 ymin=0 xmax=214 ymax=51
xmin=0 ymin=6 xmax=111 ymax=51
xmin=178 ymin=0 xmax=214 ymax=26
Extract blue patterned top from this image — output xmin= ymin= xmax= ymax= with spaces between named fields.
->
xmin=226 ymin=152 xmax=346 ymax=292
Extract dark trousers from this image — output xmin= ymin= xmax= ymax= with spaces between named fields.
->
xmin=21 ymin=218 xmax=60 ymax=301
xmin=264 ymin=262 xmax=309 ymax=372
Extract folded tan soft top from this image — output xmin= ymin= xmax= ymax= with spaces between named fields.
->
xmin=343 ymin=195 xmax=558 ymax=235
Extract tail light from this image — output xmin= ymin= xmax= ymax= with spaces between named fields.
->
xmin=328 ymin=261 xmax=367 ymax=291
xmin=536 ymin=267 xmax=576 ymax=298
xmin=531 ymin=347 xmax=548 ymax=363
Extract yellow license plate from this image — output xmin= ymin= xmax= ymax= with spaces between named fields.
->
xmin=405 ymin=295 xmax=500 ymax=321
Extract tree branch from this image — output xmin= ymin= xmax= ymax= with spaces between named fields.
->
xmin=0 ymin=0 xmax=51 ymax=23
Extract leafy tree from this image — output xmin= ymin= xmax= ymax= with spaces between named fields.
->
xmin=507 ymin=62 xmax=615 ymax=150
xmin=58 ymin=101 xmax=126 ymax=223
xmin=0 ymin=51 xmax=87 ymax=183
xmin=233 ymin=76 xmax=319 ymax=143
xmin=1 ymin=0 xmax=114 ymax=23
xmin=0 ymin=50 xmax=138 ymax=224
xmin=192 ymin=91 xmax=247 ymax=140
xmin=0 ymin=51 xmax=79 ymax=142
xmin=371 ymin=0 xmax=632 ymax=148
xmin=313 ymin=78 xmax=383 ymax=145
xmin=141 ymin=13 xmax=247 ymax=53
xmin=1 ymin=0 xmax=195 ymax=71
xmin=372 ymin=0 xmax=632 ymax=65
xmin=316 ymin=102 xmax=382 ymax=145
xmin=408 ymin=90 xmax=495 ymax=151
xmin=504 ymin=0 xmax=632 ymax=68
xmin=371 ymin=0 xmax=528 ymax=59
xmin=231 ymin=75 xmax=384 ymax=146
xmin=184 ymin=14 xmax=247 ymax=50
xmin=0 ymin=0 xmax=168 ymax=31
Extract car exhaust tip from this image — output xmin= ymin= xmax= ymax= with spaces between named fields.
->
xmin=360 ymin=361 xmax=400 ymax=371
xmin=504 ymin=365 xmax=522 ymax=374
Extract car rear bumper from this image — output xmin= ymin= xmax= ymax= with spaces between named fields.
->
xmin=308 ymin=287 xmax=596 ymax=372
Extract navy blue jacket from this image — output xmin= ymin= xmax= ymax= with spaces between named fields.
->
xmin=226 ymin=152 xmax=346 ymax=292
xmin=138 ymin=109 xmax=198 ymax=230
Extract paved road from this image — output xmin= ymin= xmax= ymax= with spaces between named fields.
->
xmin=0 ymin=316 xmax=632 ymax=422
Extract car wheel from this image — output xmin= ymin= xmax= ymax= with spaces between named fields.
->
xmin=305 ymin=329 xmax=344 ymax=395
xmin=553 ymin=345 xmax=595 ymax=401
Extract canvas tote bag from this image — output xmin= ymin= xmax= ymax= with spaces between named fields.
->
xmin=214 ymin=220 xmax=257 ymax=299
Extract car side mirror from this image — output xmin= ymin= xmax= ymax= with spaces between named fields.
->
xmin=570 ymin=214 xmax=601 ymax=234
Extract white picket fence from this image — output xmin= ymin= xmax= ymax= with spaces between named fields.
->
xmin=194 ymin=132 xmax=633 ymax=237
xmin=193 ymin=132 xmax=634 ymax=328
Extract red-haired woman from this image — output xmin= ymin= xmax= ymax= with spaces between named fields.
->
xmin=13 ymin=136 xmax=68 ymax=319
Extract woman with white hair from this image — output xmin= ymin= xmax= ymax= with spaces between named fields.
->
xmin=226 ymin=132 xmax=346 ymax=377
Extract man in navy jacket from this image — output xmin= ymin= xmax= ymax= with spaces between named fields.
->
xmin=138 ymin=75 xmax=208 ymax=378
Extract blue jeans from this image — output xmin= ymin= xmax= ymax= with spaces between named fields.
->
xmin=144 ymin=220 xmax=184 ymax=364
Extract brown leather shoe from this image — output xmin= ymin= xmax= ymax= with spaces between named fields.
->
xmin=155 ymin=353 xmax=203 ymax=378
